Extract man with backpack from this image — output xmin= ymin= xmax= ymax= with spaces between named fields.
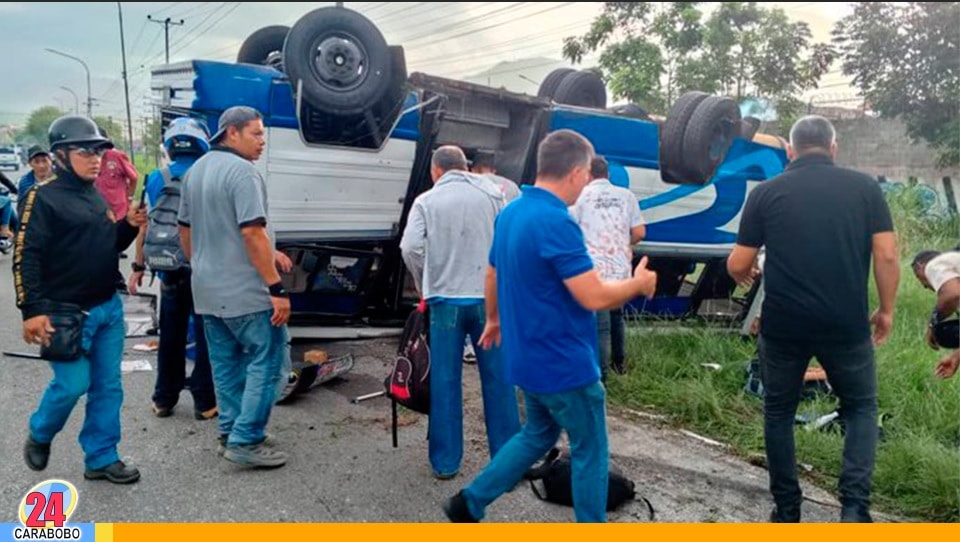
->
xmin=129 ymin=117 xmax=217 ymax=421
xmin=400 ymin=145 xmax=521 ymax=480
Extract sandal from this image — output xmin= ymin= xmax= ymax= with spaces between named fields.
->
xmin=194 ymin=407 xmax=218 ymax=420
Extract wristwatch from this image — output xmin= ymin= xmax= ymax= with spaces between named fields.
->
xmin=930 ymin=307 xmax=946 ymax=328
xmin=268 ymin=282 xmax=289 ymax=298
xmin=131 ymin=262 xmax=146 ymax=273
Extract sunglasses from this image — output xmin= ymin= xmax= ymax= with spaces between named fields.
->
xmin=67 ymin=146 xmax=107 ymax=158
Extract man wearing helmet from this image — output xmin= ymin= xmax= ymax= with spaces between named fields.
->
xmin=129 ymin=117 xmax=218 ymax=421
xmin=14 ymin=114 xmax=147 ymax=484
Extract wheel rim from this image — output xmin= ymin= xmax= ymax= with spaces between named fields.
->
xmin=311 ymin=33 xmax=368 ymax=92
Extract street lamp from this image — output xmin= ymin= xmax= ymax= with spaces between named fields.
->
xmin=45 ymin=48 xmax=92 ymax=117
xmin=59 ymin=86 xmax=79 ymax=114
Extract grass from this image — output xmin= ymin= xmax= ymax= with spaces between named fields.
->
xmin=607 ymin=186 xmax=960 ymax=522
xmin=131 ymin=154 xmax=159 ymax=180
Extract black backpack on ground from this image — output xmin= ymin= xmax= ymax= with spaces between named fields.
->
xmin=524 ymin=447 xmax=655 ymax=520
xmin=384 ymin=302 xmax=431 ymax=447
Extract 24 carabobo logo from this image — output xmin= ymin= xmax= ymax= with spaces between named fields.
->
xmin=15 ymin=480 xmax=82 ymax=540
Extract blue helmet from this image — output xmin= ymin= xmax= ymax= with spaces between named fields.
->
xmin=163 ymin=117 xmax=211 ymax=158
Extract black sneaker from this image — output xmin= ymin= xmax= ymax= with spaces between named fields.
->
xmin=769 ymin=505 xmax=800 ymax=523
xmin=840 ymin=505 xmax=873 ymax=523
xmin=151 ymin=402 xmax=174 ymax=418
xmin=84 ymin=461 xmax=141 ymax=484
xmin=442 ymin=491 xmax=478 ymax=523
xmin=24 ymin=436 xmax=51 ymax=471
xmin=612 ymin=359 xmax=627 ymax=375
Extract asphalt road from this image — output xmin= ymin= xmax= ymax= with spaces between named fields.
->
xmin=0 ymin=257 xmax=881 ymax=523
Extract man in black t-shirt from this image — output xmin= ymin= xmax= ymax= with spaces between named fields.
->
xmin=727 ymin=115 xmax=900 ymax=523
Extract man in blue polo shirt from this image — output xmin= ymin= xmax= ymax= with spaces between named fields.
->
xmin=442 ymin=129 xmax=658 ymax=523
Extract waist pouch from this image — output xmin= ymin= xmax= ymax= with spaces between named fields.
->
xmin=41 ymin=303 xmax=87 ymax=362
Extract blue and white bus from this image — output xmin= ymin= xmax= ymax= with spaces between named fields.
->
xmin=150 ymin=6 xmax=788 ymax=333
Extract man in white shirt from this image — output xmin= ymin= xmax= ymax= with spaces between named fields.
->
xmin=570 ymin=156 xmax=645 ymax=380
xmin=471 ymin=150 xmax=520 ymax=204
xmin=912 ymin=249 xmax=959 ymax=379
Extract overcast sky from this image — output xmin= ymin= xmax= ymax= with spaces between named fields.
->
xmin=0 ymin=2 xmax=855 ymax=128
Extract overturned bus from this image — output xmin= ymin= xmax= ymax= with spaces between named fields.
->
xmin=150 ymin=6 xmax=787 ymax=337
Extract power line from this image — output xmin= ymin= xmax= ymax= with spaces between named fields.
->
xmin=169 ymin=1 xmax=213 ymax=19
xmin=132 ymin=3 xmax=230 ymax=75
xmin=399 ymin=2 xmax=532 ymax=44
xmin=148 ymin=2 xmax=183 ymax=17
xmin=147 ymin=14 xmax=186 ymax=64
xmin=407 ymin=2 xmax=577 ymax=49
xmin=410 ymin=19 xmax=589 ymax=70
xmin=168 ymin=3 xmax=242 ymax=60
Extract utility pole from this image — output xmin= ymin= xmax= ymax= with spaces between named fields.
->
xmin=141 ymin=116 xmax=150 ymax=166
xmin=119 ymin=2 xmax=135 ymax=157
xmin=148 ymin=14 xmax=185 ymax=64
xmin=59 ymin=86 xmax=80 ymax=114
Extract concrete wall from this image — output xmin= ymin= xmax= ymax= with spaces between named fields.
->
xmin=830 ymin=116 xmax=959 ymax=184
xmin=763 ymin=112 xmax=960 ymax=214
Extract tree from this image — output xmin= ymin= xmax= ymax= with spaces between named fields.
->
xmin=562 ymin=2 xmax=834 ymax=132
xmin=93 ymin=116 xmax=127 ymax=151
xmin=833 ymin=2 xmax=960 ymax=167
xmin=21 ymin=106 xmax=63 ymax=146
xmin=563 ymin=2 xmax=704 ymax=113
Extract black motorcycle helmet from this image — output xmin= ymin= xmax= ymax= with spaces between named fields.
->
xmin=48 ymin=115 xmax=114 ymax=175
xmin=49 ymin=115 xmax=114 ymax=152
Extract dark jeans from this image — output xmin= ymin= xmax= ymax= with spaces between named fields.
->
xmin=610 ymin=308 xmax=625 ymax=368
xmin=152 ymin=271 xmax=216 ymax=412
xmin=597 ymin=309 xmax=627 ymax=381
xmin=596 ymin=311 xmax=610 ymax=383
xmin=758 ymin=336 xmax=877 ymax=518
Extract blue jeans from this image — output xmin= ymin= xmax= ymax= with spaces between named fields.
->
xmin=759 ymin=336 xmax=878 ymax=515
xmin=0 ymin=194 xmax=14 ymax=229
xmin=29 ymin=294 xmax=126 ymax=470
xmin=203 ymin=310 xmax=288 ymax=446
xmin=428 ymin=301 xmax=521 ymax=476
xmin=153 ymin=271 xmax=216 ymax=412
xmin=462 ymin=381 xmax=609 ymax=522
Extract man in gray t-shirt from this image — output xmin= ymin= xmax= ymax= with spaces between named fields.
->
xmin=178 ymin=106 xmax=293 ymax=469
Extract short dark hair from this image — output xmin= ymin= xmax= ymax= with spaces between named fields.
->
xmin=431 ymin=145 xmax=468 ymax=172
xmin=912 ymin=250 xmax=941 ymax=270
xmin=789 ymin=115 xmax=836 ymax=152
xmin=590 ymin=156 xmax=608 ymax=179
xmin=472 ymin=150 xmax=496 ymax=171
xmin=537 ymin=129 xmax=593 ymax=180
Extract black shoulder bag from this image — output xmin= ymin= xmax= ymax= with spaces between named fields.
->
xmin=40 ymin=303 xmax=87 ymax=362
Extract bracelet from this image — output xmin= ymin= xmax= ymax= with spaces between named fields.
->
xmin=268 ymin=282 xmax=289 ymax=298
xmin=131 ymin=262 xmax=146 ymax=272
